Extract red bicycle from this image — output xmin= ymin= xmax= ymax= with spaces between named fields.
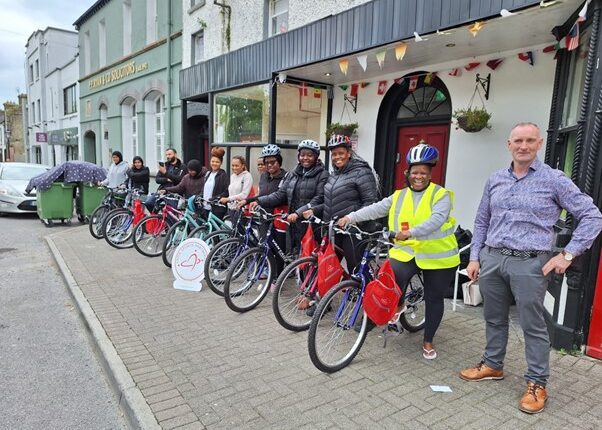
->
xmin=132 ymin=194 xmax=184 ymax=257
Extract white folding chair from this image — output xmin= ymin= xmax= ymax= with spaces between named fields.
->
xmin=452 ymin=243 xmax=472 ymax=311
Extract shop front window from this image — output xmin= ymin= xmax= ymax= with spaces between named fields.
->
xmin=562 ymin=27 xmax=590 ymax=128
xmin=214 ymin=84 xmax=270 ymax=144
xmin=274 ymin=82 xmax=327 ymax=173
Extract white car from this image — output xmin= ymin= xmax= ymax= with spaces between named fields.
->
xmin=0 ymin=162 xmax=50 ymax=214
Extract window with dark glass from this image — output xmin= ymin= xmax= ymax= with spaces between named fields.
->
xmin=63 ymin=84 xmax=77 ymax=115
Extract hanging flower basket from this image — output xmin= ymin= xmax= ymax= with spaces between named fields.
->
xmin=453 ymin=107 xmax=492 ymax=133
xmin=326 ymin=122 xmax=358 ymax=139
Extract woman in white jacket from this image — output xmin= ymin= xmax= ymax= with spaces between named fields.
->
xmin=100 ymin=151 xmax=129 ymax=188
xmin=220 ymin=155 xmax=253 ymax=223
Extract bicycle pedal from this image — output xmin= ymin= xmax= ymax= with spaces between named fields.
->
xmin=381 ymin=323 xmax=403 ymax=348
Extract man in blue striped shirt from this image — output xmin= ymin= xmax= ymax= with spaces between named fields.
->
xmin=459 ymin=122 xmax=602 ymax=414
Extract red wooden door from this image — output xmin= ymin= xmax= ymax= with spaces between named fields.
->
xmin=394 ymin=124 xmax=449 ymax=189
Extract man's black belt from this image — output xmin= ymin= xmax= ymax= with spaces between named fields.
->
xmin=491 ymin=247 xmax=549 ymax=258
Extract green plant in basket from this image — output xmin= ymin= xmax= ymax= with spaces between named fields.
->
xmin=453 ymin=107 xmax=491 ymax=133
xmin=326 ymin=122 xmax=358 ymax=139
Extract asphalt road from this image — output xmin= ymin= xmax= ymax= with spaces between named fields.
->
xmin=0 ymin=213 xmax=127 ymax=430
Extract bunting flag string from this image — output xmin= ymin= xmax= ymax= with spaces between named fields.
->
xmin=331 ymin=44 xmax=559 ymax=98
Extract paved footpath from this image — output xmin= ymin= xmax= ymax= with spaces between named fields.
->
xmin=48 ymin=226 xmax=602 ymax=429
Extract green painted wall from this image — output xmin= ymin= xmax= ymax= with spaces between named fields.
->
xmin=77 ymin=0 xmax=183 ymax=168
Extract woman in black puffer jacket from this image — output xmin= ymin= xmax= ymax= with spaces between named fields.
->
xmin=305 ymin=134 xmax=378 ymax=271
xmin=238 ymin=139 xmax=329 ymax=250
xmin=127 ymin=156 xmax=150 ymax=194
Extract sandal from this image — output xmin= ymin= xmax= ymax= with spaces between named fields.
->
xmin=423 ymin=347 xmax=437 ymax=360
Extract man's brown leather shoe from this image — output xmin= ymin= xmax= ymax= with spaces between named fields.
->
xmin=519 ymin=381 xmax=547 ymax=414
xmin=459 ymin=361 xmax=504 ymax=381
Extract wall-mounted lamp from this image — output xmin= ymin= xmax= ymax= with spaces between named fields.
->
xmin=277 ymin=72 xmax=287 ymax=84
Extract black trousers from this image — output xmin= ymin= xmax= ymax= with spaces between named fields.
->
xmin=334 ymin=233 xmax=363 ymax=274
xmin=389 ymin=258 xmax=457 ymax=343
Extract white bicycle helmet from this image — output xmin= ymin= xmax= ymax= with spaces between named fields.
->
xmin=327 ymin=134 xmax=351 ymax=149
xmin=260 ymin=144 xmax=281 ymax=157
xmin=298 ymin=139 xmax=320 ymax=154
xmin=406 ymin=143 xmax=439 ymax=166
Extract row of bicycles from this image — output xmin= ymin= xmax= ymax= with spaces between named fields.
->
xmin=87 ymin=186 xmax=427 ymax=373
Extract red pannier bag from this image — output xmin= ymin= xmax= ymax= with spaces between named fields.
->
xmin=273 ymin=205 xmax=288 ymax=232
xmin=363 ymin=260 xmax=402 ymax=326
xmin=133 ymin=198 xmax=145 ymax=225
xmin=317 ymin=242 xmax=344 ymax=297
xmin=300 ymin=226 xmax=317 ymax=258
xmin=243 ymin=187 xmax=256 ymax=218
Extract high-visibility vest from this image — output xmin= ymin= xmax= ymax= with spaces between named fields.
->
xmin=388 ymin=182 xmax=460 ymax=269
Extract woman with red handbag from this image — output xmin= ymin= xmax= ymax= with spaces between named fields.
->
xmin=338 ymin=142 xmax=460 ymax=360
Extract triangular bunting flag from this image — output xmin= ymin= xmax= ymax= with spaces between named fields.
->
xmin=486 ymin=59 xmax=503 ymax=70
xmin=339 ymin=85 xmax=348 ymax=91
xmin=357 ymin=55 xmax=368 ymax=72
xmin=377 ymin=80 xmax=388 ymax=95
xmin=350 ymin=83 xmax=359 ymax=98
xmin=360 ymin=82 xmax=370 ymax=88
xmin=464 ymin=62 xmax=481 ymax=71
xmin=376 ymin=50 xmax=387 ymax=69
xmin=408 ymin=76 xmax=419 ymax=92
xmin=578 ymin=0 xmax=591 ymax=22
xmin=339 ymin=59 xmax=349 ymax=75
xmin=313 ymin=88 xmax=321 ymax=98
xmin=423 ymin=72 xmax=435 ymax=85
xmin=395 ymin=43 xmax=408 ymax=61
xmin=518 ymin=51 xmax=534 ymax=66
xmin=448 ymin=68 xmax=462 ymax=77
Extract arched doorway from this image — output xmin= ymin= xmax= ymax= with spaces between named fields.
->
xmin=374 ymin=73 xmax=452 ymax=194
xmin=83 ymin=130 xmax=97 ymax=164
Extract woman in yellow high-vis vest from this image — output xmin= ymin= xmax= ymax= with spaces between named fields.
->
xmin=338 ymin=142 xmax=460 ymax=360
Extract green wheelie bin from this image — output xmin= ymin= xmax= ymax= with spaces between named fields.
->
xmin=76 ymin=183 xmax=106 ymax=223
xmin=36 ymin=182 xmax=76 ymax=227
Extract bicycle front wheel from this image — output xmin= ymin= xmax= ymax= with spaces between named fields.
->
xmin=133 ymin=215 xmax=169 ymax=257
xmin=89 ymin=204 xmax=110 ymax=239
xmin=103 ymin=209 xmax=135 ymax=249
xmin=272 ymin=256 xmax=318 ymax=332
xmin=203 ymin=237 xmax=244 ymax=296
xmin=307 ymin=280 xmax=367 ymax=373
xmin=223 ymin=248 xmax=274 ymax=313
xmin=162 ymin=221 xmax=189 ymax=267
xmin=400 ymin=274 xmax=426 ymax=332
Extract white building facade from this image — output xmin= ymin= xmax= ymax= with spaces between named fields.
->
xmin=25 ymin=27 xmax=79 ymax=165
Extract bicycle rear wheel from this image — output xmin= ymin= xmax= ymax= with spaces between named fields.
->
xmin=89 ymin=204 xmax=110 ymax=239
xmin=272 ymin=256 xmax=318 ymax=332
xmin=400 ymin=274 xmax=426 ymax=332
xmin=103 ymin=209 xmax=135 ymax=249
xmin=162 ymin=221 xmax=189 ymax=267
xmin=223 ymin=248 xmax=274 ymax=313
xmin=133 ymin=215 xmax=169 ymax=257
xmin=203 ymin=237 xmax=244 ymax=296
xmin=307 ymin=280 xmax=367 ymax=373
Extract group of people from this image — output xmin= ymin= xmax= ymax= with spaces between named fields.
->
xmin=99 ymin=122 xmax=602 ymax=415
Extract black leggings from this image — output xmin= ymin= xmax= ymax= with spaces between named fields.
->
xmin=389 ymin=258 xmax=457 ymax=343
xmin=334 ymin=233 xmax=362 ymax=273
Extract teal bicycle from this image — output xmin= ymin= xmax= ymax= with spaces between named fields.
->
xmin=161 ymin=196 xmax=232 ymax=267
